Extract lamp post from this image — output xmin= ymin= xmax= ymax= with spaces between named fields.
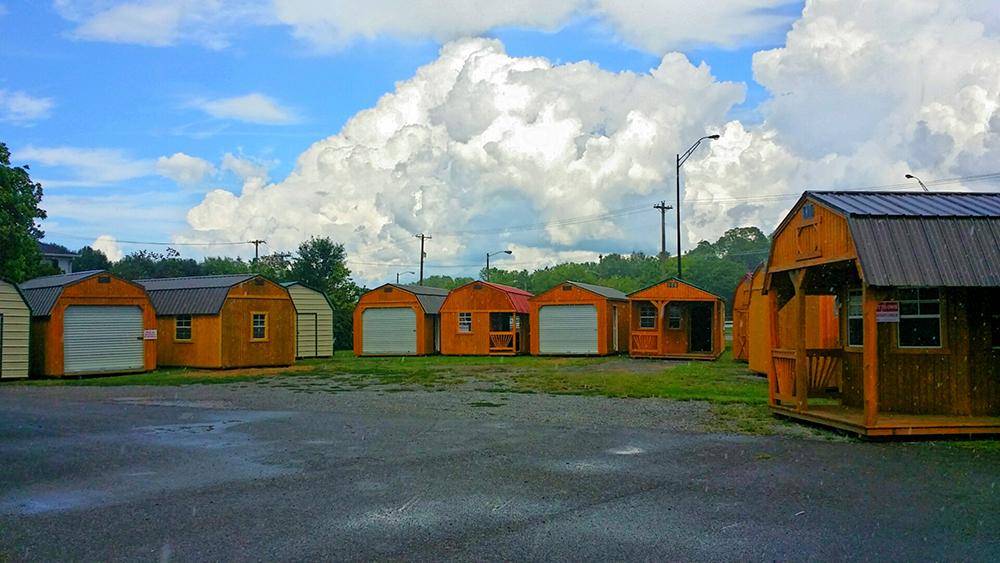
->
xmin=905 ymin=173 xmax=929 ymax=192
xmin=485 ymin=250 xmax=512 ymax=281
xmin=395 ymin=271 xmax=415 ymax=284
xmin=676 ymin=134 xmax=720 ymax=278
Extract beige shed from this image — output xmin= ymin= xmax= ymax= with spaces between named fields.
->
xmin=1 ymin=278 xmax=32 ymax=379
xmin=282 ymin=282 xmax=335 ymax=358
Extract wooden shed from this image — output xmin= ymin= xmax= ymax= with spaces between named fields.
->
xmin=137 ymin=275 xmax=295 ymax=369
xmin=765 ymin=191 xmax=1000 ymax=437
xmin=281 ymin=282 xmax=335 ymax=358
xmin=0 ymin=278 xmax=31 ymax=379
xmin=19 ymin=270 xmax=157 ymax=377
xmin=439 ymin=281 xmax=532 ymax=356
xmin=353 ymin=284 xmax=449 ymax=356
xmin=628 ymin=278 xmax=725 ymax=360
xmin=529 ymin=281 xmax=628 ymax=355
xmin=735 ymin=263 xmax=840 ymax=374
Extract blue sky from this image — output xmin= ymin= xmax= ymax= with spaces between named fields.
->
xmin=3 ymin=1 xmax=997 ymax=283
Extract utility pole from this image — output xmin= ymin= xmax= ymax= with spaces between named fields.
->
xmin=248 ymin=239 xmax=266 ymax=260
xmin=414 ymin=233 xmax=431 ymax=285
xmin=653 ymin=201 xmax=672 ymax=259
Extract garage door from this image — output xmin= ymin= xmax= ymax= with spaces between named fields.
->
xmin=539 ymin=304 xmax=598 ymax=355
xmin=64 ymin=306 xmax=145 ymax=374
xmin=362 ymin=308 xmax=416 ymax=354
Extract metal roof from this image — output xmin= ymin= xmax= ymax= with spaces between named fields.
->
xmin=565 ymin=281 xmax=627 ymax=300
xmin=393 ymin=284 xmax=449 ymax=314
xmin=19 ymin=270 xmax=105 ymax=316
xmin=475 ymin=281 xmax=533 ymax=313
xmin=849 ymin=217 xmax=1000 ymax=287
xmin=809 ymin=191 xmax=1000 ymax=217
xmin=37 ymin=241 xmax=78 ymax=257
xmin=281 ymin=281 xmax=336 ymax=312
xmin=627 ymin=276 xmax=725 ymax=301
xmin=136 ymin=275 xmax=258 ymax=316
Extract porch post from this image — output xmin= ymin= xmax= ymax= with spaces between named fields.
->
xmin=862 ymin=286 xmax=879 ymax=427
xmin=791 ymin=270 xmax=808 ymax=412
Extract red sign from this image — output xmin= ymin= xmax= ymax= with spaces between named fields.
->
xmin=876 ymin=301 xmax=899 ymax=323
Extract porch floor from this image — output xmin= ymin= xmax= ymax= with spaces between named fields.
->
xmin=772 ymin=404 xmax=1000 ymax=437
xmin=629 ymin=352 xmax=721 ymax=361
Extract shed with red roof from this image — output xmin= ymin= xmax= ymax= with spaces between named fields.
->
xmin=439 ymin=281 xmax=533 ymax=355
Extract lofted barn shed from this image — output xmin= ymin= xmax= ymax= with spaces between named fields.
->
xmin=628 ymin=278 xmax=725 ymax=360
xmin=354 ymin=284 xmax=449 ymax=356
xmin=281 ymin=282 xmax=335 ymax=358
xmin=0 ymin=278 xmax=31 ymax=379
xmin=19 ymin=270 xmax=157 ymax=377
xmin=439 ymin=281 xmax=532 ymax=356
xmin=137 ymin=275 xmax=295 ymax=369
xmin=529 ymin=281 xmax=629 ymax=356
xmin=765 ymin=191 xmax=1000 ymax=437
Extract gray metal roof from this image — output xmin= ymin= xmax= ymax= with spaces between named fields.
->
xmin=136 ymin=275 xmax=258 ymax=316
xmin=19 ymin=270 xmax=105 ymax=316
xmin=566 ymin=281 xmax=627 ymax=300
xmin=809 ymin=191 xmax=1000 ymax=217
xmin=849 ymin=216 xmax=1000 ymax=287
xmin=393 ymin=284 xmax=449 ymax=314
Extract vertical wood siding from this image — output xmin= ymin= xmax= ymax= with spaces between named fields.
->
xmin=627 ymin=280 xmax=725 ymax=359
xmin=0 ymin=281 xmax=30 ymax=378
xmin=155 ymin=315 xmax=222 ymax=368
xmin=219 ymin=279 xmax=296 ymax=368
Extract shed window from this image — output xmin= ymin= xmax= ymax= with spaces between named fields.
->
xmin=898 ymin=288 xmax=941 ymax=348
xmin=251 ymin=313 xmax=268 ymax=341
xmin=175 ymin=315 xmax=192 ymax=341
xmin=667 ymin=305 xmax=682 ymax=330
xmin=802 ymin=203 xmax=815 ymax=220
xmin=639 ymin=304 xmax=657 ymax=329
xmin=847 ymin=290 xmax=863 ymax=347
xmin=458 ymin=312 xmax=472 ymax=333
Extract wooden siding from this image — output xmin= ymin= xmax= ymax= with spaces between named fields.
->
xmin=627 ymin=279 xmax=725 ymax=359
xmin=34 ymin=274 xmax=157 ymax=377
xmin=286 ymin=284 xmax=334 ymax=358
xmin=440 ymin=282 xmax=527 ymax=356
xmin=747 ymin=268 xmax=771 ymax=373
xmin=353 ymin=285 xmax=437 ymax=356
xmin=155 ymin=315 xmax=222 ymax=368
xmin=219 ymin=278 xmax=295 ymax=368
xmin=731 ymin=274 xmax=752 ymax=361
xmin=0 ymin=280 xmax=30 ymax=378
xmin=768 ymin=196 xmax=858 ymax=274
xmin=528 ymin=283 xmax=628 ymax=356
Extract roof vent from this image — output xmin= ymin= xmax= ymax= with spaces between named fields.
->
xmin=562 ymin=285 xmax=572 ymax=291
xmin=98 ymin=275 xmax=111 ymax=284
xmin=383 ymin=287 xmax=393 ymax=293
xmin=254 ymin=278 xmax=265 ymax=286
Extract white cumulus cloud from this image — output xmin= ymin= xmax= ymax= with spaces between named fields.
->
xmin=192 ymin=93 xmax=299 ymax=124
xmin=221 ymin=152 xmax=270 ymax=181
xmin=156 ymin=152 xmax=216 ymax=185
xmin=0 ymin=90 xmax=54 ymax=124
xmin=92 ymin=235 xmax=124 ymax=261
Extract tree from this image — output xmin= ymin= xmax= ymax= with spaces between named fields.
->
xmin=289 ymin=237 xmax=362 ymax=350
xmin=0 ymin=142 xmax=48 ymax=282
xmin=73 ymin=246 xmax=112 ymax=271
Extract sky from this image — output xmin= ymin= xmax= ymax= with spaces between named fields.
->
xmin=3 ymin=1 xmax=1000 ymax=285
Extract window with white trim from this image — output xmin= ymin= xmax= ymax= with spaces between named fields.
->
xmin=667 ymin=305 xmax=682 ymax=330
xmin=847 ymin=290 xmax=863 ymax=347
xmin=251 ymin=313 xmax=268 ymax=340
xmin=897 ymin=288 xmax=941 ymax=348
xmin=458 ymin=312 xmax=472 ymax=333
xmin=175 ymin=315 xmax=192 ymax=341
xmin=639 ymin=304 xmax=656 ymax=329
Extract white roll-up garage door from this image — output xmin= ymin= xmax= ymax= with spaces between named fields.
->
xmin=63 ymin=306 xmax=145 ymax=374
xmin=539 ymin=304 xmax=599 ymax=355
xmin=362 ymin=308 xmax=417 ymax=354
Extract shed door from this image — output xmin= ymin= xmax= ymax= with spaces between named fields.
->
xmin=63 ymin=306 xmax=144 ymax=374
xmin=362 ymin=308 xmax=416 ymax=354
xmin=296 ymin=313 xmax=318 ymax=358
xmin=539 ymin=305 xmax=598 ymax=355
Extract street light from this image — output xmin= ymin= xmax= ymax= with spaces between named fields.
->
xmin=676 ymin=134 xmax=720 ymax=278
xmin=395 ymin=271 xmax=415 ymax=284
xmin=485 ymin=250 xmax=512 ymax=281
xmin=905 ymin=173 xmax=929 ymax=192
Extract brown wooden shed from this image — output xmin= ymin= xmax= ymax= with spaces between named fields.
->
xmin=19 ymin=270 xmax=157 ymax=377
xmin=628 ymin=277 xmax=725 ymax=360
xmin=137 ymin=275 xmax=295 ymax=369
xmin=353 ymin=284 xmax=448 ymax=356
xmin=731 ymin=271 xmax=753 ymax=362
xmin=439 ymin=281 xmax=532 ymax=356
xmin=765 ymin=191 xmax=1000 ymax=437
xmin=529 ymin=281 xmax=628 ymax=356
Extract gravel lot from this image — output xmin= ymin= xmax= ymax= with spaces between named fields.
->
xmin=1 ymin=382 xmax=998 ymax=561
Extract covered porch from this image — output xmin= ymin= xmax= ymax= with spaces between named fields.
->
xmin=628 ymin=299 xmax=719 ymax=360
xmin=488 ymin=312 xmax=528 ymax=355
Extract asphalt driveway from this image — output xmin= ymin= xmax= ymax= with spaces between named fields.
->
xmin=0 ymin=384 xmax=997 ymax=561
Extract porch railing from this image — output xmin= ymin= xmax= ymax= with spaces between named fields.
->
xmin=772 ymin=348 xmax=843 ymax=405
xmin=489 ymin=332 xmax=515 ymax=354
xmin=772 ymin=348 xmax=797 ymax=403
xmin=631 ymin=332 xmax=658 ymax=355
